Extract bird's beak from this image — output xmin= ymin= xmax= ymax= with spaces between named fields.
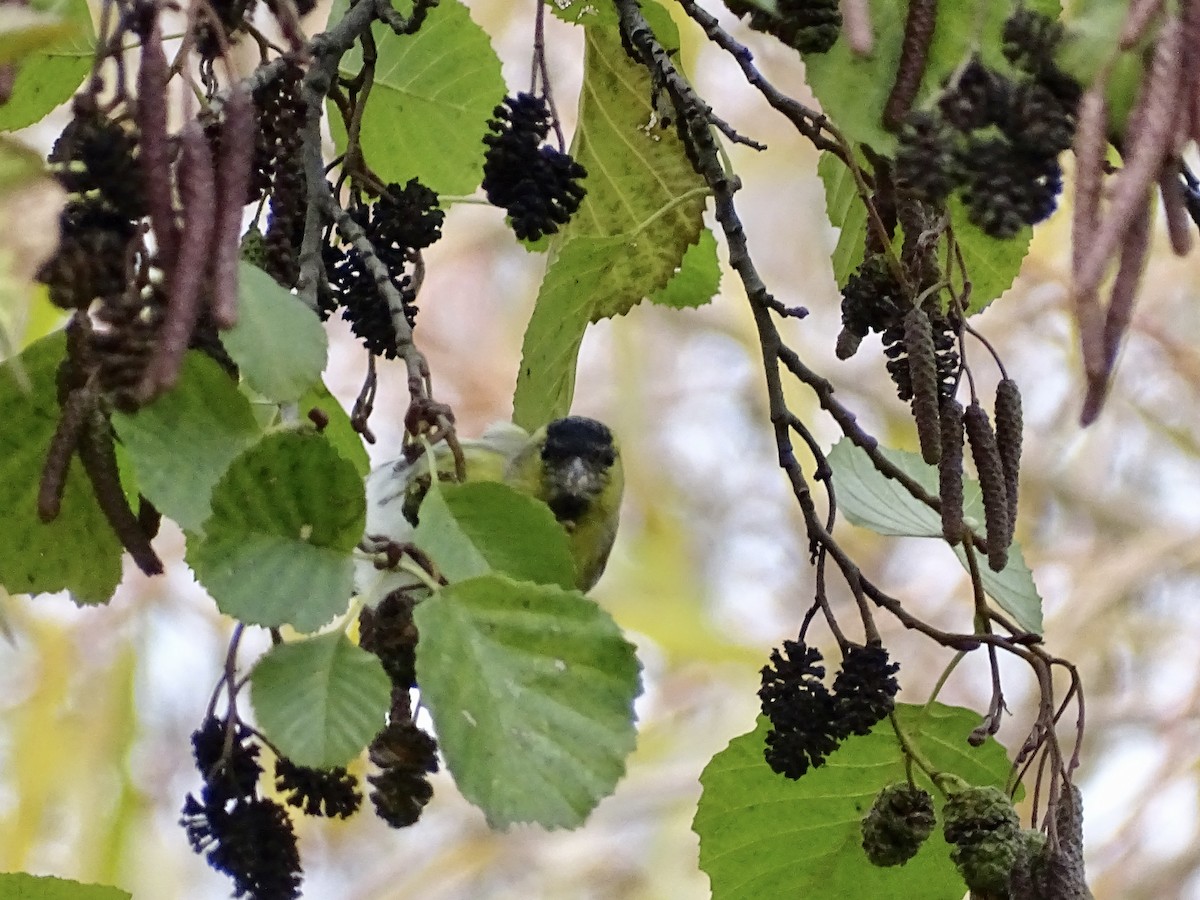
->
xmin=563 ymin=456 xmax=601 ymax=495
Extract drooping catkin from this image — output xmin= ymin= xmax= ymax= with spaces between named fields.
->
xmin=938 ymin=397 xmax=965 ymax=544
xmin=964 ymin=402 xmax=1009 ymax=571
xmin=37 ymin=385 xmax=95 ymax=522
xmin=210 ymin=86 xmax=256 ymax=329
xmin=905 ymin=306 xmax=942 ymax=465
xmin=140 ymin=121 xmax=217 ymax=400
xmin=78 ymin=409 xmax=163 ymax=576
xmin=994 ymin=379 xmax=1023 ymax=542
xmin=884 ymin=0 xmax=937 ymax=130
xmin=134 ymin=7 xmax=178 ymax=269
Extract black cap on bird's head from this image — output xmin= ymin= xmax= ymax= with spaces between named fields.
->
xmin=542 ymin=417 xmax=616 ymax=466
xmin=540 ymin=416 xmax=618 ymax=521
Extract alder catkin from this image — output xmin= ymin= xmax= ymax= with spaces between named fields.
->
xmin=37 ymin=386 xmax=94 ymax=522
xmin=78 ymin=409 xmax=164 ymax=575
xmin=884 ymin=0 xmax=937 ymax=130
xmin=905 ymin=306 xmax=942 ymax=465
xmin=140 ymin=121 xmax=217 ymax=400
xmin=210 ymin=87 xmax=256 ymax=329
xmin=134 ymin=7 xmax=178 ymax=268
xmin=938 ymin=397 xmax=965 ymax=544
xmin=994 ymin=379 xmax=1023 ymax=543
xmin=964 ymin=401 xmax=1009 ymax=571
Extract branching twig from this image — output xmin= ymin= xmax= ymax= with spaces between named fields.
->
xmin=620 ymin=3 xmax=1079 ymax=814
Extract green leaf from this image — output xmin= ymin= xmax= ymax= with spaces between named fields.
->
xmin=548 ymin=0 xmax=617 ymax=27
xmin=0 ymin=7 xmax=76 ymax=64
xmin=694 ymin=702 xmax=1013 ymax=900
xmin=414 ymin=574 xmax=642 ymax=828
xmin=0 ymin=331 xmax=122 ymax=602
xmin=328 ymin=0 xmax=504 ymax=195
xmin=818 ymin=152 xmax=868 ymax=288
xmin=0 ymin=133 xmax=48 ymax=193
xmin=827 ymin=437 xmax=962 ymax=538
xmin=648 ymin=227 xmax=721 ymax=310
xmin=250 ymin=630 xmax=391 ymax=769
xmin=948 ymin=195 xmax=1031 ymax=316
xmin=951 ymin=541 xmax=1042 ymax=635
xmin=297 ymin=379 xmax=370 ymax=477
xmin=0 ymin=0 xmax=94 ymax=132
xmin=827 ymin=438 xmax=1043 ymax=633
xmin=111 ymin=353 xmax=260 ymax=534
xmin=189 ymin=430 xmax=365 ymax=631
xmin=221 ymin=263 xmax=328 ymax=403
xmin=415 ymin=480 xmax=576 ymax=588
xmin=512 ymin=234 xmax=625 ymax=428
xmin=0 ymin=873 xmax=131 ymax=900
xmin=510 ymin=15 xmax=706 ymax=427
xmin=564 ymin=20 xmax=705 ymax=319
xmin=803 ymin=0 xmax=1061 ymax=153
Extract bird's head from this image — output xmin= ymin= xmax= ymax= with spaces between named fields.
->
xmin=537 ymin=416 xmax=619 ymax=524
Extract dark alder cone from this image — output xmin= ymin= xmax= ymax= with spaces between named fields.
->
xmin=182 ymin=797 xmax=302 ymax=900
xmin=994 ymin=378 xmax=1023 ymax=542
xmin=837 ymin=256 xmax=904 ymax=358
xmin=38 ymin=202 xmax=136 ymax=310
xmin=323 ymin=197 xmax=419 ymax=357
xmin=274 ymin=758 xmax=362 ymax=819
xmin=964 ymin=402 xmax=1010 ymax=571
xmin=373 ymin=179 xmax=445 ymax=254
xmin=1004 ymin=80 xmax=1076 ymax=156
xmin=771 ymin=0 xmax=842 ymax=54
xmin=938 ymin=397 xmax=966 ymax=544
xmin=723 ymin=0 xmax=841 ymax=55
xmin=861 ymin=782 xmax=936 ymax=867
xmin=894 ymin=111 xmax=961 ymax=204
xmin=938 ymin=57 xmax=1012 ymax=132
xmin=182 ymin=718 xmax=304 ymax=899
xmin=359 ymin=594 xmax=419 ymax=687
xmin=49 ymin=100 xmax=145 ymax=222
xmin=190 ymin=715 xmax=263 ymax=807
xmin=957 ymin=136 xmax=1063 ymax=238
xmin=1002 ymin=8 xmax=1065 ymax=76
xmin=830 ymin=643 xmax=900 ymax=736
xmin=328 ymin=244 xmax=417 ymax=358
xmin=482 ymin=93 xmax=587 ymax=242
xmin=904 ymin=306 xmax=942 ymax=465
xmin=758 ymin=641 xmax=842 ymax=779
xmin=368 ymin=722 xmax=439 ymax=828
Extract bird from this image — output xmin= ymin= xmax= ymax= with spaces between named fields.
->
xmin=358 ymin=415 xmax=623 ymax=604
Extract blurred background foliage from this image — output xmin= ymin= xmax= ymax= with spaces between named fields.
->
xmin=2 ymin=1 xmax=1199 ymax=898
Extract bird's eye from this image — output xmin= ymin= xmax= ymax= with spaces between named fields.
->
xmin=599 ymin=448 xmax=616 ymax=467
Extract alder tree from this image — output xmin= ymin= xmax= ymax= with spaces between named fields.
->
xmin=0 ymin=0 xmax=1190 ymax=896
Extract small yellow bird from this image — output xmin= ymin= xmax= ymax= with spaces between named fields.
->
xmin=359 ymin=416 xmax=623 ymax=602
